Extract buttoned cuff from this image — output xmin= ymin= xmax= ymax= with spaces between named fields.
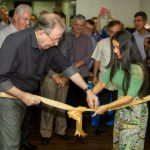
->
xmin=47 ymin=69 xmax=55 ymax=78
xmin=62 ymin=65 xmax=78 ymax=78
xmin=0 ymin=80 xmax=14 ymax=91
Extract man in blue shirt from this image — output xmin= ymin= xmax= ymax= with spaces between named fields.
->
xmin=133 ymin=11 xmax=150 ymax=60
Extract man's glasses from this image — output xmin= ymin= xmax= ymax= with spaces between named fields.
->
xmin=45 ymin=32 xmax=63 ymax=45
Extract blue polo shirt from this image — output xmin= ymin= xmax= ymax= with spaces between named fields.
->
xmin=133 ymin=30 xmax=150 ymax=60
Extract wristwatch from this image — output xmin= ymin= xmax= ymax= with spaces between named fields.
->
xmin=84 ymin=86 xmax=91 ymax=92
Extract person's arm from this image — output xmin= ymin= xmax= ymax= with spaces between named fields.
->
xmin=50 ymin=48 xmax=98 ymax=108
xmin=51 ymin=73 xmax=67 ymax=88
xmin=93 ymin=64 xmax=144 ymax=115
xmin=93 ymin=95 xmax=133 ymax=116
xmin=144 ymin=37 xmax=150 ymax=61
xmin=91 ymin=41 xmax=105 ymax=85
xmin=5 ymin=86 xmax=41 ymax=106
xmin=69 ymin=72 xmax=99 ymax=108
xmin=89 ymin=38 xmax=97 ymax=70
xmin=105 ymin=8 xmax=112 ymax=19
xmin=0 ymin=35 xmax=41 ymax=106
xmin=97 ymin=9 xmax=103 ymax=35
xmin=75 ymin=60 xmax=85 ymax=68
xmin=50 ymin=34 xmax=73 ymax=88
xmin=92 ymin=80 xmax=106 ymax=94
xmin=92 ymin=60 xmax=100 ymax=85
xmin=47 ymin=66 xmax=67 ymax=88
xmin=144 ymin=37 xmax=149 ymax=50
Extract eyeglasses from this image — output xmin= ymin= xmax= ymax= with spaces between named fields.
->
xmin=45 ymin=32 xmax=63 ymax=45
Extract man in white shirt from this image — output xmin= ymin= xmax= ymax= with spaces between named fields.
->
xmin=0 ymin=4 xmax=32 ymax=47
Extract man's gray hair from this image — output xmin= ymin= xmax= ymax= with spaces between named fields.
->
xmin=72 ymin=14 xmax=86 ymax=25
xmin=34 ymin=13 xmax=65 ymax=34
xmin=14 ymin=4 xmax=32 ymax=15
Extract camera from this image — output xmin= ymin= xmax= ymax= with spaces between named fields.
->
xmin=148 ymin=37 xmax=150 ymax=44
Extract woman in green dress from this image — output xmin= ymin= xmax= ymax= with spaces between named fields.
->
xmin=92 ymin=29 xmax=149 ymax=150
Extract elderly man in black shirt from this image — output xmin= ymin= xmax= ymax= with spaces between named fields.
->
xmin=0 ymin=14 xmax=98 ymax=150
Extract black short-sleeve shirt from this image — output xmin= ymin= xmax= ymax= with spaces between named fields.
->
xmin=0 ymin=27 xmax=76 ymax=93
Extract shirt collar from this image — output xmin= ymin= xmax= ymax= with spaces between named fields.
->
xmin=30 ymin=27 xmax=50 ymax=54
xmin=69 ymin=30 xmax=84 ymax=38
xmin=10 ymin=23 xmax=17 ymax=32
xmin=0 ymin=21 xmax=6 ymax=25
xmin=136 ymin=30 xmax=150 ymax=37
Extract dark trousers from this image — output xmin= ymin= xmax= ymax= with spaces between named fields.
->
xmin=21 ymin=88 xmax=40 ymax=146
xmin=21 ymin=106 xmax=33 ymax=145
xmin=66 ymin=77 xmax=88 ymax=107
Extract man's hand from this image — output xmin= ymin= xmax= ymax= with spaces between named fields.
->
xmin=57 ymin=77 xmax=68 ymax=88
xmin=21 ymin=92 xmax=41 ymax=106
xmin=98 ymin=8 xmax=103 ymax=17
xmin=105 ymin=8 xmax=112 ymax=18
xmin=86 ymin=89 xmax=99 ymax=108
xmin=52 ymin=74 xmax=67 ymax=88
xmin=6 ymin=86 xmax=41 ymax=106
xmin=75 ymin=61 xmax=84 ymax=68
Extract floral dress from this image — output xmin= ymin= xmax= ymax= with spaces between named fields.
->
xmin=101 ymin=64 xmax=148 ymax=150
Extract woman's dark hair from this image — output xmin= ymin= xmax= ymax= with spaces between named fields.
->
xmin=107 ymin=29 xmax=148 ymax=97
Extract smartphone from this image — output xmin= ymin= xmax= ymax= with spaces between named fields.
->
xmin=101 ymin=7 xmax=106 ymax=16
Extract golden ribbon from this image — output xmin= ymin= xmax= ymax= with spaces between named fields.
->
xmin=0 ymin=92 xmax=93 ymax=137
xmin=67 ymin=106 xmax=92 ymax=137
xmin=0 ymin=92 xmax=150 ymax=137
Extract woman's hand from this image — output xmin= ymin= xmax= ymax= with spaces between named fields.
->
xmin=92 ymin=105 xmax=108 ymax=116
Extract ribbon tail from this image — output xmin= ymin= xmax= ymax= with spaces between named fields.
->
xmin=75 ymin=114 xmax=87 ymax=137
xmin=67 ymin=107 xmax=88 ymax=137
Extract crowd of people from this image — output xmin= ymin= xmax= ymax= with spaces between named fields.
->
xmin=0 ymin=3 xmax=150 ymax=150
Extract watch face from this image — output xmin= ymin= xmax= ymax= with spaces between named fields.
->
xmin=84 ymin=86 xmax=91 ymax=92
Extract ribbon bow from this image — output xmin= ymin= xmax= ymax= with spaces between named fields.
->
xmin=67 ymin=106 xmax=92 ymax=137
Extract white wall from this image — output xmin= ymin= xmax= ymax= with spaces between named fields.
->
xmin=32 ymin=1 xmax=55 ymax=17
xmin=76 ymin=0 xmax=140 ymax=27
xmin=140 ymin=0 xmax=150 ymax=21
